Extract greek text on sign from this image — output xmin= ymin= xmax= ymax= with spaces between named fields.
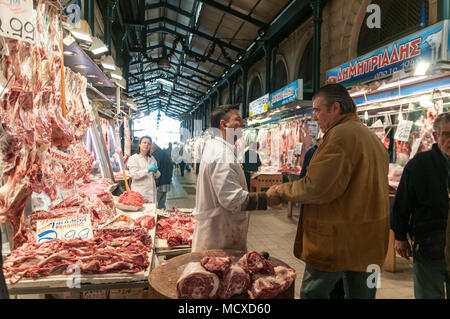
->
xmin=36 ymin=214 xmax=93 ymax=244
xmin=394 ymin=120 xmax=413 ymax=142
xmin=0 ymin=0 xmax=36 ymax=43
xmin=249 ymin=93 xmax=269 ymax=117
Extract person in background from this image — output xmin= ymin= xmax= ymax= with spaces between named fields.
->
xmin=267 ymin=84 xmax=390 ymax=299
xmin=150 ymin=140 xmax=173 ymax=210
xmin=242 ymin=141 xmax=262 ymax=191
xmin=299 ymin=138 xmax=322 ymax=178
xmin=127 ymin=136 xmax=161 ymax=205
xmin=193 ymin=104 xmax=281 ymax=252
xmin=391 ymin=112 xmax=449 ymax=299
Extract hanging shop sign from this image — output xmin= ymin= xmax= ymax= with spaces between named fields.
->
xmin=0 ymin=0 xmax=36 ymax=43
xmin=394 ymin=120 xmax=413 ymax=142
xmin=36 ymin=214 xmax=93 ymax=244
xmin=249 ymin=93 xmax=270 ymax=117
xmin=270 ymin=79 xmax=304 ymax=109
xmin=326 ymin=20 xmax=449 ymax=87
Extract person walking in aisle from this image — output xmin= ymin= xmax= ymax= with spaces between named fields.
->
xmin=241 ymin=141 xmax=262 ymax=190
xmin=192 ymin=104 xmax=281 ymax=252
xmin=149 ymin=141 xmax=173 ymax=210
xmin=0 ymin=229 xmax=9 ymax=299
xmin=127 ymin=136 xmax=161 ymax=205
xmin=267 ymin=84 xmax=390 ymax=299
xmin=391 ymin=112 xmax=450 ymax=299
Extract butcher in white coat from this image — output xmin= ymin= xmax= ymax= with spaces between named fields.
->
xmin=127 ymin=136 xmax=161 ymax=205
xmin=192 ymin=105 xmax=281 ymax=252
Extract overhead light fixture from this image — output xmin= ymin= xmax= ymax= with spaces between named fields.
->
xmin=75 ymin=64 xmax=89 ymax=70
xmin=350 ymin=89 xmax=366 ymax=97
xmin=71 ymin=30 xmax=93 ymax=42
xmin=90 ymin=37 xmax=108 ymax=55
xmin=63 ymin=51 xmax=76 ymax=56
xmin=156 ymin=78 xmax=173 ymax=87
xmin=101 ymin=55 xmax=116 ymax=71
xmin=414 ymin=61 xmax=430 ymax=76
xmin=111 ymin=70 xmax=123 ymax=81
xmin=377 ymin=76 xmax=427 ymax=91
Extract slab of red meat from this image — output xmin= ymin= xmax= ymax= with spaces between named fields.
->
xmin=176 ymin=262 xmax=220 ymax=299
xmin=200 ymin=256 xmax=232 ymax=277
xmin=248 ymin=266 xmax=296 ymax=299
xmin=118 ymin=191 xmax=144 ymax=207
xmin=200 ymin=256 xmax=232 ymax=276
xmin=217 ymin=265 xmax=251 ymax=299
xmin=166 ymin=228 xmax=192 ymax=247
xmin=237 ymin=251 xmax=275 ymax=276
xmin=134 ymin=215 xmax=155 ymax=230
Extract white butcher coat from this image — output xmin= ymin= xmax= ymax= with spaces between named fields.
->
xmin=127 ymin=153 xmax=161 ymax=204
xmin=192 ymin=136 xmax=249 ymax=252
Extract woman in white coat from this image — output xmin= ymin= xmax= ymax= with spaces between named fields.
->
xmin=127 ymin=136 xmax=161 ymax=205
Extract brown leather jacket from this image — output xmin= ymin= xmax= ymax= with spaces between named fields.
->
xmin=277 ymin=113 xmax=390 ymax=272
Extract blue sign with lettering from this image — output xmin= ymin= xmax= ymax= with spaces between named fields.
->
xmin=269 ymin=79 xmax=303 ymax=109
xmin=326 ymin=21 xmax=446 ymax=87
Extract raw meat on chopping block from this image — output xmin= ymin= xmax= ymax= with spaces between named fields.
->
xmin=200 ymin=256 xmax=232 ymax=277
xmin=248 ymin=266 xmax=296 ymax=299
xmin=134 ymin=215 xmax=155 ymax=230
xmin=176 ymin=262 xmax=220 ymax=299
xmin=217 ymin=265 xmax=251 ymax=299
xmin=237 ymin=251 xmax=275 ymax=276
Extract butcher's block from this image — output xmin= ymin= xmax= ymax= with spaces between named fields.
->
xmin=148 ymin=249 xmax=295 ymax=299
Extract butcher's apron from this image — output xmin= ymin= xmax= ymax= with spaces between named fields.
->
xmin=192 ymin=211 xmax=249 ymax=252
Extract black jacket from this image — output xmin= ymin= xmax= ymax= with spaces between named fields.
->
xmin=299 ymin=145 xmax=318 ymax=178
xmin=152 ymin=147 xmax=173 ymax=187
xmin=391 ymin=144 xmax=448 ymax=250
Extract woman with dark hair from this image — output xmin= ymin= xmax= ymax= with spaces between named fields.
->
xmin=127 ymin=136 xmax=161 ymax=205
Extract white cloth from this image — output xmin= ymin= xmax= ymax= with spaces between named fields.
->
xmin=127 ymin=153 xmax=161 ymax=204
xmin=192 ymin=136 xmax=249 ymax=252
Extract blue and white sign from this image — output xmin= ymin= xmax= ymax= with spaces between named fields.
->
xmin=326 ymin=21 xmax=447 ymax=87
xmin=249 ymin=93 xmax=269 ymax=117
xmin=270 ymin=79 xmax=303 ymax=109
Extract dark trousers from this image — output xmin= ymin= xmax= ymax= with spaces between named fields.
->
xmin=179 ymin=161 xmax=186 ymax=177
xmin=196 ymin=163 xmax=200 ymax=175
xmin=0 ymin=229 xmax=9 ymax=299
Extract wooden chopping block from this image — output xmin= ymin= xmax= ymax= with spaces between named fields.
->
xmin=148 ymin=249 xmax=295 ymax=299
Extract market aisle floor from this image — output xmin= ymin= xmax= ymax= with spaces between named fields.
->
xmin=167 ymin=167 xmax=415 ymax=299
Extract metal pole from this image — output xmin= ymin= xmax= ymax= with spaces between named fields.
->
xmin=311 ymin=0 xmax=323 ymax=93
xmin=85 ymin=0 xmax=95 ymax=35
xmin=438 ymin=0 xmax=450 ymax=20
xmin=241 ymin=65 xmax=248 ymax=118
xmin=264 ymin=41 xmax=272 ymax=94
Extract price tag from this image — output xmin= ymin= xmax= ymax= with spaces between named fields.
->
xmin=0 ymin=0 xmax=36 ymax=43
xmin=294 ymin=143 xmax=303 ymax=155
xmin=287 ymin=150 xmax=294 ymax=165
xmin=307 ymin=121 xmax=319 ymax=139
xmin=36 ymin=214 xmax=93 ymax=244
xmin=394 ymin=120 xmax=413 ymax=142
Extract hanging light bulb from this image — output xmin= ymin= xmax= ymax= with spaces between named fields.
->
xmin=364 ymin=111 xmax=369 ymax=121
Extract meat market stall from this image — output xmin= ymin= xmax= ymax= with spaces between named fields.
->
xmin=0 ymin=1 xmax=152 ymax=299
xmin=154 ymin=208 xmax=195 ymax=257
xmin=325 ymin=19 xmax=450 ymax=272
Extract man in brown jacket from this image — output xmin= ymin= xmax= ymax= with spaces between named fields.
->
xmin=268 ymin=84 xmax=390 ymax=299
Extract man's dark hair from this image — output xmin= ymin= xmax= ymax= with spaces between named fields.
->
xmin=210 ymin=104 xmax=240 ymax=128
xmin=139 ymin=136 xmax=152 ymax=144
xmin=313 ymin=84 xmax=357 ymax=114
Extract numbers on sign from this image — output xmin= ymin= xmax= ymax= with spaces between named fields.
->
xmin=24 ymin=21 xmax=35 ymax=42
xmin=38 ymin=230 xmax=58 ymax=243
xmin=64 ymin=229 xmax=76 ymax=240
xmin=78 ymin=228 xmax=90 ymax=240
xmin=10 ymin=18 xmax=23 ymax=38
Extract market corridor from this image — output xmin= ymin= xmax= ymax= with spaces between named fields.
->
xmin=167 ymin=167 xmax=415 ymax=299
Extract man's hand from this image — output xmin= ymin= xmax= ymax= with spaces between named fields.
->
xmin=266 ymin=185 xmax=282 ymax=207
xmin=394 ymin=240 xmax=412 ymax=260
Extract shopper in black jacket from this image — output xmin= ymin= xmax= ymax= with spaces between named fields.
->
xmin=391 ymin=112 xmax=450 ymax=299
xmin=150 ymin=142 xmax=173 ymax=209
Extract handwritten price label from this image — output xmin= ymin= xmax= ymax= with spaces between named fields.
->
xmin=36 ymin=214 xmax=93 ymax=244
xmin=0 ymin=0 xmax=36 ymax=43
xmin=394 ymin=120 xmax=413 ymax=142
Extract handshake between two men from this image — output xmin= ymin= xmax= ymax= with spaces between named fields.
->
xmin=265 ymin=185 xmax=283 ymax=208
